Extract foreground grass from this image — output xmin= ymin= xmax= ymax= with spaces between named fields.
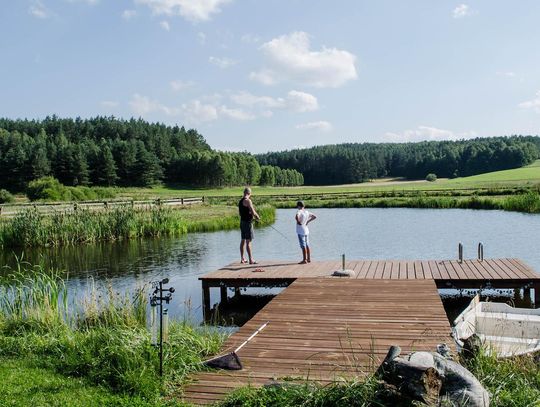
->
xmin=0 ymin=264 xmax=225 ymax=405
xmin=0 ymin=357 xmax=160 ymax=407
xmin=0 ymin=204 xmax=275 ymax=247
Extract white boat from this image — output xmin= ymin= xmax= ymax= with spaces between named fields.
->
xmin=453 ymin=295 xmax=540 ymax=357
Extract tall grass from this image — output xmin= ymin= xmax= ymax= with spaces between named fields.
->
xmin=0 ymin=261 xmax=225 ymax=400
xmin=272 ymin=191 xmax=540 ymax=214
xmin=0 ymin=204 xmax=276 ymax=248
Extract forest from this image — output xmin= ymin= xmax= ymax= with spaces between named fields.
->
xmin=258 ymin=136 xmax=540 ymax=185
xmin=0 ymin=116 xmax=303 ymax=192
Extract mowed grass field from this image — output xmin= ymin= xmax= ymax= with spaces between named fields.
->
xmin=116 ymin=160 xmax=540 ymax=200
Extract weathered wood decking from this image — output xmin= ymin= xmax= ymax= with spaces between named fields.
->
xmin=184 ymin=258 xmax=540 ymax=405
xmin=200 ymin=258 xmax=540 ymax=315
xmin=184 ymin=279 xmax=454 ymax=405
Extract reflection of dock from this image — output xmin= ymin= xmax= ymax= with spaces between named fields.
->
xmin=185 ymin=258 xmax=540 ymax=405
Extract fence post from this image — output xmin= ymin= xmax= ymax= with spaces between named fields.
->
xmin=458 ymin=243 xmax=463 ymax=263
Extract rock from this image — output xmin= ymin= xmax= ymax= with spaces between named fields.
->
xmin=332 ymin=269 xmax=355 ymax=277
xmin=377 ymin=345 xmax=490 ymax=407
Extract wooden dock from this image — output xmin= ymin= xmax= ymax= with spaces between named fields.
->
xmin=184 ymin=279 xmax=455 ymax=405
xmin=183 ymin=258 xmax=540 ymax=405
xmin=201 ymin=258 xmax=540 ymax=316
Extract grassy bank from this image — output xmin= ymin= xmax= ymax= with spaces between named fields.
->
xmin=220 ymin=349 xmax=540 ymax=407
xmin=271 ymin=191 xmax=540 ymax=214
xmin=0 ymin=204 xmax=275 ymax=248
xmin=0 ymin=263 xmax=225 ymax=405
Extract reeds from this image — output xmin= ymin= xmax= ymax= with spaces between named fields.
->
xmin=0 ymin=204 xmax=276 ymax=248
xmin=0 ymin=261 xmax=225 ymax=399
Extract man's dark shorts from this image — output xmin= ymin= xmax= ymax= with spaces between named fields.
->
xmin=240 ymin=220 xmax=254 ymax=240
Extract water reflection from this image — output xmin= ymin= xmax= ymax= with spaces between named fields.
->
xmin=1 ymin=208 xmax=539 ymax=325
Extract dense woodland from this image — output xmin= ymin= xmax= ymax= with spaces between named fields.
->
xmin=1 ymin=117 xmax=539 ymax=191
xmin=0 ymin=116 xmax=303 ymax=192
xmin=258 ymin=137 xmax=540 ymax=185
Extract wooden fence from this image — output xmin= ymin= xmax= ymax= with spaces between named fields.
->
xmin=0 ymin=197 xmax=204 ymax=218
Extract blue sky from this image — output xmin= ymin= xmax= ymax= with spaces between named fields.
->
xmin=1 ymin=1 xmax=540 ymax=153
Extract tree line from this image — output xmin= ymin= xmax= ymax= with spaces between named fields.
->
xmin=0 ymin=116 xmax=303 ymax=191
xmin=257 ymin=136 xmax=540 ymax=185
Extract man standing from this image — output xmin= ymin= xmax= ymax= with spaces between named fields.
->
xmin=295 ymin=201 xmax=316 ymax=264
xmin=239 ymin=187 xmax=260 ymax=264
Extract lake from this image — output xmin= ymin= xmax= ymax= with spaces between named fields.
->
xmin=2 ymin=208 xmax=539 ymax=324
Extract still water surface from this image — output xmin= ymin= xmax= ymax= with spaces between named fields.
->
xmin=2 ymin=208 xmax=539 ymax=324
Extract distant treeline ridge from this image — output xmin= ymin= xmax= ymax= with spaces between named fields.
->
xmin=0 ymin=116 xmax=303 ymax=191
xmin=257 ymin=136 xmax=540 ymax=185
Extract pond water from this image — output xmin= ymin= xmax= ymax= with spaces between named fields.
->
xmin=2 ymin=208 xmax=539 ymax=324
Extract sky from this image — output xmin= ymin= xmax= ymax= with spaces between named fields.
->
xmin=1 ymin=0 xmax=540 ymax=153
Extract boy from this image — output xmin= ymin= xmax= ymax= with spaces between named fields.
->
xmin=295 ymin=201 xmax=316 ymax=264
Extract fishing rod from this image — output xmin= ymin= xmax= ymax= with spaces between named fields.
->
xmin=268 ymin=224 xmax=292 ymax=242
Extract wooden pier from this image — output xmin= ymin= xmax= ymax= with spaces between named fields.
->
xmin=183 ymin=258 xmax=540 ymax=405
xmin=201 ymin=258 xmax=540 ymax=317
xmin=184 ymin=279 xmax=454 ymax=405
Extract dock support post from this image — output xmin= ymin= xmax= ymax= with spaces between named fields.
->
xmin=534 ymin=284 xmax=540 ymax=308
xmin=234 ymin=287 xmax=241 ymax=298
xmin=202 ymin=282 xmax=210 ymax=320
xmin=220 ymin=285 xmax=228 ymax=304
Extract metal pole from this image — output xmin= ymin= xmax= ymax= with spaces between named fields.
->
xmin=458 ymin=243 xmax=463 ymax=263
xmin=477 ymin=242 xmax=484 ymax=261
xmin=342 ymin=254 xmax=345 ymax=271
xmin=159 ymin=280 xmax=163 ymax=377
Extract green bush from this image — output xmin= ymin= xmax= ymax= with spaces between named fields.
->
xmin=26 ymin=177 xmax=117 ymax=202
xmin=425 ymin=173 xmax=437 ymax=182
xmin=0 ymin=189 xmax=14 ymax=204
xmin=27 ymin=177 xmax=70 ymax=201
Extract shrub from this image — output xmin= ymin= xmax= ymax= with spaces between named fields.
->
xmin=0 ymin=189 xmax=14 ymax=204
xmin=425 ymin=173 xmax=437 ymax=182
xmin=27 ymin=177 xmax=70 ymax=201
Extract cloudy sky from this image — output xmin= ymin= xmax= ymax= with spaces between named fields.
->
xmin=2 ymin=1 xmax=540 ymax=152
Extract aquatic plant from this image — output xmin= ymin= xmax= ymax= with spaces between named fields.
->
xmin=0 ymin=204 xmax=276 ymax=248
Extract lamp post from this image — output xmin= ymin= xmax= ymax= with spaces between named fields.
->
xmin=150 ymin=278 xmax=175 ymax=377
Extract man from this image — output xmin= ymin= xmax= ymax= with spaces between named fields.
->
xmin=239 ymin=187 xmax=260 ymax=264
xmin=295 ymin=201 xmax=316 ymax=264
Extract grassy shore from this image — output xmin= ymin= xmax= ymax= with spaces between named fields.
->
xmin=108 ymin=160 xmax=540 ymax=200
xmin=0 ymin=204 xmax=275 ymax=248
xmin=0 ymin=263 xmax=225 ymax=406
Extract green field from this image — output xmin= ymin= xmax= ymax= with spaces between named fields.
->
xmin=113 ymin=160 xmax=540 ymax=200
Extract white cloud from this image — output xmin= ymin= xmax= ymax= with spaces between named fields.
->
xmin=209 ymin=56 xmax=237 ymax=68
xmin=384 ymin=125 xmax=477 ymax=142
xmin=160 ymin=20 xmax=170 ymax=31
xmin=135 ymin=0 xmax=232 ymax=23
xmin=122 ymin=9 xmax=137 ymax=20
xmin=181 ymin=100 xmax=218 ymax=122
xmin=170 ymin=80 xmax=194 ymax=91
xmin=497 ymin=71 xmax=516 ymax=78
xmin=250 ymin=31 xmax=357 ymax=88
xmin=518 ymin=91 xmax=540 ymax=113
xmin=230 ymin=90 xmax=318 ymax=113
xmin=295 ymin=121 xmax=333 ymax=132
xmin=100 ymin=100 xmax=119 ymax=108
xmin=453 ymin=4 xmax=473 ymax=18
xmin=219 ymin=106 xmax=255 ymax=121
xmin=29 ymin=0 xmax=51 ymax=19
xmin=129 ymin=94 xmax=175 ymax=116
xmin=129 ymin=93 xmax=255 ymax=124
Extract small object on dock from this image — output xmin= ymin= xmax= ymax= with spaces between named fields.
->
xmin=332 ymin=269 xmax=355 ymax=277
xmin=203 ymin=321 xmax=269 ymax=370
xmin=253 ymin=267 xmax=265 ymax=272
xmin=332 ymin=253 xmax=355 ymax=277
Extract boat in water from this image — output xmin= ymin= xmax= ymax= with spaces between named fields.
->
xmin=453 ymin=295 xmax=540 ymax=357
